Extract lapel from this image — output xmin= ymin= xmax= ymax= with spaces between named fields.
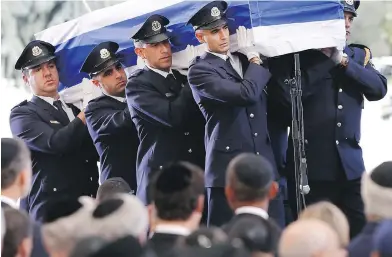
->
xmin=233 ymin=52 xmax=250 ymax=73
xmin=201 ymin=52 xmax=242 ymax=80
xmin=143 ymin=67 xmax=182 ymax=98
xmin=30 ymin=96 xmax=69 ymax=126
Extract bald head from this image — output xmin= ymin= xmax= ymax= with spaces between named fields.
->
xmin=278 ymin=219 xmax=346 ymax=257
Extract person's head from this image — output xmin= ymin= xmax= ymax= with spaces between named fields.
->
xmin=371 ymin=219 xmax=392 ymax=257
xmin=1 ymin=138 xmax=32 ymax=200
xmin=184 ymin=227 xmax=228 ymax=248
xmin=227 ymin=217 xmax=281 ymax=257
xmin=69 ymin=236 xmax=107 ymax=257
xmin=80 ymin=41 xmax=127 ymax=97
xmin=341 ymin=0 xmax=360 ymax=40
xmin=15 ymin=40 xmax=59 ymax=98
xmin=361 ymin=162 xmax=392 ymax=221
xmin=1 ymin=208 xmax=33 ymax=257
xmin=299 ymin=201 xmax=350 ymax=247
xmin=89 ymin=194 xmax=149 ymax=244
xmin=187 ymin=1 xmax=230 ymax=54
xmin=96 ymin=177 xmax=133 ymax=202
xmin=131 ymin=14 xmax=172 ymax=72
xmin=278 ymin=219 xmax=346 ymax=257
xmin=152 ymin=161 xmax=204 ymax=229
xmin=225 ymin=153 xmax=278 ymax=210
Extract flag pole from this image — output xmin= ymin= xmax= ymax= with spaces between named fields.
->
xmin=82 ymin=0 xmax=92 ymax=13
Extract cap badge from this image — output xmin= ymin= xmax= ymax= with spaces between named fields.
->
xmin=152 ymin=21 xmax=161 ymax=32
xmin=32 ymin=46 xmax=43 ymax=57
xmin=100 ymin=48 xmax=110 ymax=59
xmin=211 ymin=7 xmax=220 ymax=17
xmin=345 ymin=0 xmax=353 ymax=5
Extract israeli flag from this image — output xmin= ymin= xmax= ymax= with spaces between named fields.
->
xmin=35 ymin=0 xmax=345 ymax=105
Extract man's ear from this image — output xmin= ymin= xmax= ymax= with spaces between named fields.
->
xmin=135 ymin=48 xmax=145 ymax=59
xmin=268 ymin=181 xmax=279 ymax=200
xmin=91 ymin=78 xmax=100 ymax=87
xmin=22 ymin=71 xmax=29 ymax=85
xmin=195 ymin=31 xmax=205 ymax=44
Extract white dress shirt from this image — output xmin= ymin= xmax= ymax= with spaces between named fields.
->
xmin=0 ymin=195 xmax=18 ymax=209
xmin=154 ymin=224 xmax=191 ymax=236
xmin=35 ymin=95 xmax=75 ymax=121
xmin=235 ymin=206 xmax=269 ymax=219
xmin=207 ymin=51 xmax=243 ymax=78
xmin=146 ymin=64 xmax=173 ymax=78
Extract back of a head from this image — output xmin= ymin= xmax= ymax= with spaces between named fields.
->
xmin=362 ymin=161 xmax=392 ymax=219
xmin=69 ymin=236 xmax=107 ymax=257
xmin=184 ymin=227 xmax=228 ymax=248
xmin=226 ymin=153 xmax=274 ymax=202
xmin=152 ymin=161 xmax=204 ymax=221
xmin=96 ymin=177 xmax=132 ymax=202
xmin=227 ymin=216 xmax=281 ymax=255
xmin=41 ymin=197 xmax=84 ymax=224
xmin=2 ymin=208 xmax=33 ymax=257
xmin=1 ymin=138 xmax=31 ymax=190
xmin=90 ymin=193 xmax=148 ymax=241
xmin=372 ymin=219 xmax=392 ymax=257
xmin=278 ymin=219 xmax=340 ymax=257
xmin=173 ymin=240 xmax=251 ymax=257
xmin=299 ymin=201 xmax=350 ymax=247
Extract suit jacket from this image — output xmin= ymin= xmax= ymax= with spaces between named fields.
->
xmin=348 ymin=221 xmax=380 ymax=257
xmin=188 ymin=52 xmax=277 ymax=188
xmin=126 ymin=68 xmax=205 ymax=204
xmin=148 ymin=233 xmax=184 ymax=257
xmin=268 ymin=46 xmax=387 ymax=181
xmin=85 ymin=94 xmax=139 ymax=190
xmin=9 ymin=96 xmax=99 ymax=221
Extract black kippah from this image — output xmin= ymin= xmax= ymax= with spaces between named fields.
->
xmin=1 ymin=139 xmax=19 ymax=169
xmin=42 ymin=197 xmax=83 ymax=224
xmin=370 ymin=161 xmax=392 ymax=188
xmin=155 ymin=163 xmax=192 ymax=194
xmin=234 ymin=155 xmax=273 ymax=188
xmin=92 ymin=198 xmax=124 ymax=218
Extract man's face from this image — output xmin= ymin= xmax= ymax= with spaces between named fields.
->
xmin=135 ymin=40 xmax=172 ymax=72
xmin=344 ymin=12 xmax=354 ymax=40
xmin=196 ymin=24 xmax=230 ymax=54
xmin=93 ymin=62 xmax=127 ymax=97
xmin=23 ymin=60 xmax=59 ymax=97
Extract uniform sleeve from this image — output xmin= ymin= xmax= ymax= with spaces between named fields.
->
xmin=85 ymin=103 xmax=134 ymax=137
xmin=126 ymin=80 xmax=193 ymax=128
xmin=344 ymin=58 xmax=388 ymax=101
xmin=188 ymin=62 xmax=271 ymax=106
xmin=10 ymin=106 xmax=87 ymax=155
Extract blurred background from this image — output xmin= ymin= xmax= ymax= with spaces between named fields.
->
xmin=1 ymin=0 xmax=392 ymax=171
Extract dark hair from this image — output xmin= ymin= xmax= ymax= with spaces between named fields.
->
xmin=2 ymin=208 xmax=33 ymax=257
xmin=96 ymin=177 xmax=132 ymax=202
xmin=185 ymin=227 xmax=228 ymax=247
xmin=370 ymin=161 xmax=392 ymax=188
xmin=152 ymin=161 xmax=204 ymax=220
xmin=69 ymin=236 xmax=107 ymax=257
xmin=1 ymin=138 xmax=31 ymax=189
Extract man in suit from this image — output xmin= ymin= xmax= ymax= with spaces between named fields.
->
xmin=267 ymin=0 xmax=388 ymax=237
xmin=9 ymin=40 xmax=99 ymax=222
xmin=148 ymin=161 xmax=204 ymax=256
xmin=126 ymin=14 xmax=205 ymax=205
xmin=1 ymin=138 xmax=48 ymax=257
xmin=82 ymin=41 xmax=139 ymax=192
xmin=186 ymin=0 xmax=283 ymax=227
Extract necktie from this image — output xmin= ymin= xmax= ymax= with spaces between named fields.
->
xmin=166 ymin=73 xmax=182 ymax=94
xmin=53 ymin=100 xmax=69 ymax=122
xmin=226 ymin=57 xmax=241 ymax=78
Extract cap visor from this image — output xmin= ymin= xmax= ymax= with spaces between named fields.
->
xmin=199 ymin=18 xmax=227 ymax=30
xmin=23 ymin=55 xmax=57 ymax=70
xmin=143 ymin=33 xmax=170 ymax=44
xmin=92 ymin=58 xmax=120 ymax=76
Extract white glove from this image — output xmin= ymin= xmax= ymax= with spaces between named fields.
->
xmin=185 ymin=44 xmax=198 ymax=65
xmin=81 ymin=78 xmax=100 ymax=109
xmin=136 ymin=56 xmax=145 ymax=68
xmin=236 ymin=26 xmax=259 ymax=61
xmin=320 ymin=47 xmax=343 ymax=64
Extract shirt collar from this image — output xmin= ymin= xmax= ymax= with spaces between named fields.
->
xmin=0 ymin=195 xmax=18 ymax=208
xmin=34 ymin=94 xmax=65 ymax=106
xmin=207 ymin=51 xmax=233 ymax=61
xmin=235 ymin=206 xmax=269 ymax=219
xmin=101 ymin=89 xmax=126 ymax=103
xmin=154 ymin=224 xmax=191 ymax=236
xmin=146 ymin=64 xmax=173 ymax=78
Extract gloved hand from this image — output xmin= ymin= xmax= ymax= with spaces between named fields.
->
xmin=185 ymin=44 xmax=198 ymax=65
xmin=320 ymin=47 xmax=343 ymax=64
xmin=236 ymin=26 xmax=259 ymax=61
xmin=136 ymin=56 xmax=145 ymax=68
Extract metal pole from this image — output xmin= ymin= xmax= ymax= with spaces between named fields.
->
xmin=82 ymin=0 xmax=92 ymax=13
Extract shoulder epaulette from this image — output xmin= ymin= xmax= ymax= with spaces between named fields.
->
xmin=11 ymin=100 xmax=28 ymax=111
xmin=128 ymin=69 xmax=145 ymax=79
xmin=349 ymin=43 xmax=372 ymax=66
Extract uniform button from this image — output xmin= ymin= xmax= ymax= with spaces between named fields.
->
xmin=249 ymin=113 xmax=254 ymax=118
xmin=226 ymin=146 xmax=230 ymax=151
xmin=338 ymin=105 xmax=343 ymax=110
xmin=305 ymin=139 xmax=308 ymax=144
xmin=184 ymin=132 xmax=190 ymax=136
xmin=159 ymin=166 xmax=163 ymax=169
xmin=339 ymin=88 xmax=343 ymax=93
xmin=256 ymin=152 xmax=260 ymax=155
xmin=85 ymin=160 xmax=89 ymax=163
xmin=188 ymin=148 xmax=192 ymax=153
xmin=53 ymin=188 xmax=57 ymax=192
xmin=254 ymin=132 xmax=258 ymax=137
xmin=90 ymin=177 xmax=93 ymax=181
xmin=337 ymin=122 xmax=341 ymax=127
xmin=336 ymin=140 xmax=339 ymax=145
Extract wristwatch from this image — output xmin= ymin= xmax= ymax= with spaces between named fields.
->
xmin=340 ymin=53 xmax=349 ymax=67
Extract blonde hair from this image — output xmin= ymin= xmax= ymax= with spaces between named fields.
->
xmin=299 ymin=201 xmax=349 ymax=247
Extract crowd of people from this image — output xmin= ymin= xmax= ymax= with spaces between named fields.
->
xmin=1 ymin=0 xmax=391 ymax=256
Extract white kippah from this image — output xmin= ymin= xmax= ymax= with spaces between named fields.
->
xmin=361 ymin=172 xmax=392 ymax=219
